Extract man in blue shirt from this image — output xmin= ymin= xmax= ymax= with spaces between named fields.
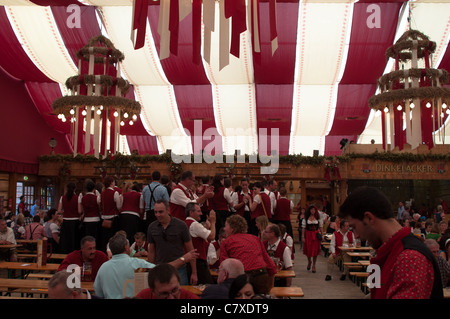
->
xmin=142 ymin=171 xmax=169 ymax=230
xmin=94 ymin=232 xmax=197 ymax=298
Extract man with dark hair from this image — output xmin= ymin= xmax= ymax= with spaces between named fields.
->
xmin=142 ymin=170 xmax=169 ymax=231
xmin=339 ymin=186 xmax=443 ymax=299
xmin=185 ymin=202 xmax=216 ymax=284
xmin=136 ymin=263 xmax=199 ymax=299
xmin=147 ymin=200 xmax=198 ymax=285
xmin=169 ymin=170 xmax=213 ymax=221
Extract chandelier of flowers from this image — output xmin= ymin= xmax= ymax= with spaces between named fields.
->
xmin=368 ymin=30 xmax=450 ymax=151
xmin=52 ymin=35 xmax=141 ymax=158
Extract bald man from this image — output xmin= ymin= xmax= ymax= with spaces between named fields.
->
xmin=201 ymin=258 xmax=245 ymax=299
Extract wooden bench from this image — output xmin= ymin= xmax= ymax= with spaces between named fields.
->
xmin=26 ymin=273 xmax=53 ymax=280
xmin=343 ymin=262 xmax=363 ymax=270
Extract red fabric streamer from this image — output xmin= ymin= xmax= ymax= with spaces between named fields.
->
xmin=269 ymin=0 xmax=277 ymax=43
xmin=421 ymin=101 xmax=433 ymax=149
xmin=77 ymin=107 xmax=84 ymax=154
xmin=132 ymin=0 xmax=149 ymax=50
xmin=393 ymin=103 xmax=404 ymax=150
xmin=192 ymin=0 xmax=202 ymax=64
xmin=229 ymin=0 xmax=247 ymax=58
xmin=110 ymin=108 xmax=116 ymax=153
xmin=169 ymin=0 xmax=179 ymax=56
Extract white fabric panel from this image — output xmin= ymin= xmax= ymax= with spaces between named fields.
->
xmin=293 ymin=3 xmax=352 ymax=85
xmin=203 ymin=1 xmax=254 ymax=85
xmin=290 ymin=2 xmax=352 ymax=155
xmin=409 ymin=2 xmax=450 ymax=67
xmin=358 ymin=110 xmax=383 ymax=145
xmin=212 ymin=84 xmax=257 ymax=155
xmin=0 ymin=0 xmax=35 ymax=5
xmin=289 ymin=136 xmax=324 ymax=156
xmin=101 ymin=6 xmax=169 ymax=85
xmin=6 ymin=6 xmax=77 ymax=83
xmin=134 ymin=85 xmax=192 ymax=154
xmin=83 ymin=0 xmax=131 ymax=5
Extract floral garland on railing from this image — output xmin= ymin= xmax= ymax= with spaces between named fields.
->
xmin=40 ymin=152 xmax=450 ymax=166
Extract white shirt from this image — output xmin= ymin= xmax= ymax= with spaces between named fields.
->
xmin=186 ymin=217 xmax=211 ymax=240
xmin=170 ymin=183 xmax=198 ymax=207
xmin=0 ymin=227 xmax=16 ymax=245
xmin=267 ymin=238 xmax=293 ymax=269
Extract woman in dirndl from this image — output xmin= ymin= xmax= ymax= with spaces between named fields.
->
xmin=302 ymin=205 xmax=323 ymax=273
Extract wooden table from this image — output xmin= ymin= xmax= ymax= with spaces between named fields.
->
xmin=0 ymin=244 xmax=22 ymax=249
xmin=346 ymin=252 xmax=372 ymax=258
xmin=210 ymin=269 xmax=296 ymax=278
xmin=17 ymin=253 xmax=67 ymax=260
xmin=182 ymin=285 xmax=304 ymax=298
xmin=0 ymin=262 xmax=59 ymax=278
xmin=0 ymin=278 xmax=94 ymax=295
xmin=338 ymin=246 xmax=373 ymax=251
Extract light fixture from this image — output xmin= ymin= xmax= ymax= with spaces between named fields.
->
xmin=368 ymin=30 xmax=450 ymax=150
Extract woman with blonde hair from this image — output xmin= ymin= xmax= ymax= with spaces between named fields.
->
xmin=255 ymin=215 xmax=269 ymax=241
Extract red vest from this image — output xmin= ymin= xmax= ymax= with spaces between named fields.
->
xmin=263 ymin=240 xmax=288 ymax=266
xmin=101 ymin=188 xmax=119 ymax=217
xmin=81 ymin=193 xmax=100 ymax=218
xmin=185 ymin=218 xmax=209 ymax=261
xmin=62 ymin=193 xmax=79 ymax=219
xmin=169 ymin=185 xmax=193 ymax=221
xmin=251 ymin=193 xmax=271 ymax=219
xmin=235 ymin=192 xmax=245 ymax=217
xmin=210 ymin=187 xmax=229 ymax=211
xmin=274 ymin=198 xmax=291 ymax=221
xmin=121 ymin=191 xmax=142 ymax=217
xmin=334 ymin=230 xmax=354 ymax=255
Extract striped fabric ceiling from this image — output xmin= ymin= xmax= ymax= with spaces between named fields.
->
xmin=0 ymin=0 xmax=449 ymax=160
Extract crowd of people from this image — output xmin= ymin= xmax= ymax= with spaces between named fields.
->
xmin=1 ymin=172 xmax=449 ymax=299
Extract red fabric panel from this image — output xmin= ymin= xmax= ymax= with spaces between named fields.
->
xmin=253 ymin=2 xmax=299 ymax=84
xmin=25 ymin=82 xmax=70 ymax=135
xmin=256 ymin=84 xmax=293 ymax=156
xmin=147 ymin=6 xmax=210 ymax=85
xmin=253 ymin=2 xmax=299 ymax=156
xmin=147 ymin=5 xmax=219 ymax=155
xmin=325 ymin=2 xmax=403 ymax=155
xmin=0 ymin=67 xmax=72 ymax=165
xmin=51 ymin=6 xmax=101 ymax=65
xmin=173 ymin=85 xmax=222 ymax=155
xmin=0 ymin=159 xmax=38 ymax=175
xmin=328 ymin=84 xmax=377 ymax=136
xmin=0 ymin=7 xmax=51 ymax=82
xmin=126 ymin=135 xmax=159 ymax=155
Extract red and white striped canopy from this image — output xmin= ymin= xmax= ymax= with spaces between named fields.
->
xmin=0 ymin=0 xmax=449 ymax=167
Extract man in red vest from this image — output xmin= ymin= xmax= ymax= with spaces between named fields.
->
xmin=249 ymin=182 xmax=271 ymax=236
xmin=325 ymin=219 xmax=355 ymax=281
xmin=169 ymin=171 xmax=213 ymax=221
xmin=185 ymin=202 xmax=216 ymax=284
xmin=273 ymin=187 xmax=294 ymax=238
xmin=263 ymin=223 xmax=293 ymax=286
